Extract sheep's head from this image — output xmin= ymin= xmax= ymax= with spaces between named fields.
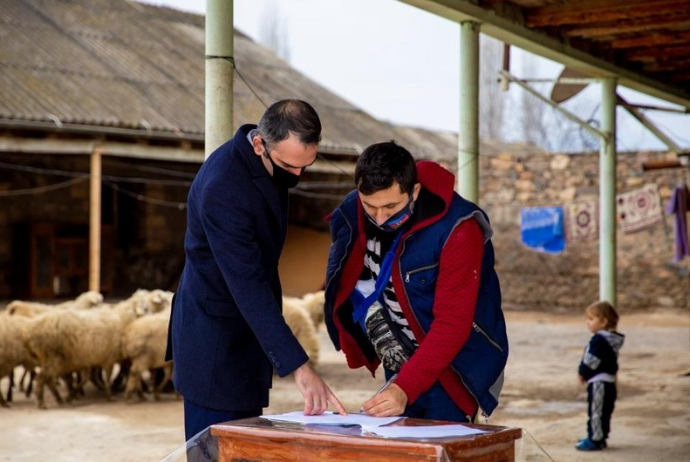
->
xmin=135 ymin=301 xmax=149 ymax=317
xmin=77 ymin=290 xmax=104 ymax=307
xmin=302 ymin=290 xmax=325 ymax=309
xmin=118 ymin=289 xmax=151 ymax=317
xmin=5 ymin=300 xmax=20 ymax=315
xmin=146 ymin=289 xmax=170 ymax=313
xmin=131 ymin=288 xmax=149 ymax=299
xmin=133 ymin=290 xmax=152 ymax=317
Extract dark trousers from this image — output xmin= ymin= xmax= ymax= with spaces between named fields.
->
xmin=184 ymin=399 xmax=261 ymax=441
xmin=587 ymin=381 xmax=617 ymax=442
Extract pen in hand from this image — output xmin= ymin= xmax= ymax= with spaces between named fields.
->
xmin=359 ymin=373 xmax=398 ymax=414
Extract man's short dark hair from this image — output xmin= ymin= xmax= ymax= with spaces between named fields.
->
xmin=257 ymin=99 xmax=322 ymax=145
xmin=355 ymin=141 xmax=417 ymax=195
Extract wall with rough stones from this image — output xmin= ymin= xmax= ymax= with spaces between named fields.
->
xmin=479 ymin=147 xmax=688 ymax=313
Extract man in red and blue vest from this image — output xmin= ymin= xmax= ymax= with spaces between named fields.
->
xmin=325 ymin=141 xmax=508 ymax=421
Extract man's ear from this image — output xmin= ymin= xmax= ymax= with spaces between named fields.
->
xmin=251 ymin=135 xmax=264 ymax=157
xmin=412 ymin=183 xmax=422 ymax=201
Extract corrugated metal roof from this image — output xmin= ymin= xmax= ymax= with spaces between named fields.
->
xmin=0 ymin=0 xmax=205 ymax=134
xmin=0 ymin=0 xmax=527 ymax=162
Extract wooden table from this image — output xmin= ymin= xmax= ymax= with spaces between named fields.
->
xmin=211 ymin=416 xmax=522 ymax=462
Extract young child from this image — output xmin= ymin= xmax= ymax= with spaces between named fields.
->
xmin=575 ymin=301 xmax=625 ymax=451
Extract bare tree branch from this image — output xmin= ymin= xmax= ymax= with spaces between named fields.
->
xmin=259 ymin=0 xmax=291 ymax=62
xmin=480 ymin=35 xmax=505 ymax=141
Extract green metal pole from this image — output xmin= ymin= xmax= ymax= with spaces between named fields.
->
xmin=458 ymin=21 xmax=480 ymax=203
xmin=205 ymin=0 xmax=234 ymax=159
xmin=600 ymin=77 xmax=617 ymax=306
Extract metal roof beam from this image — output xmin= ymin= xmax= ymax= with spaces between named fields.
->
xmin=0 ymin=137 xmax=354 ymax=174
xmin=398 ymin=0 xmax=690 ymax=109
xmin=0 ymin=137 xmax=204 ymax=163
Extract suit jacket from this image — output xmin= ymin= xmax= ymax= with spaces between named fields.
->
xmin=166 ymin=124 xmax=309 ymax=410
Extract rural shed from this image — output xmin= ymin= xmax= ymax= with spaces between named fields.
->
xmin=0 ymin=0 xmax=452 ymax=299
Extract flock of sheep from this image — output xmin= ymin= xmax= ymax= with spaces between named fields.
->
xmin=0 ymin=289 xmax=325 ymax=409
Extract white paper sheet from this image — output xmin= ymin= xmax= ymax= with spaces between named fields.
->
xmin=367 ymin=424 xmax=488 ymax=439
xmin=261 ymin=411 xmax=403 ymax=428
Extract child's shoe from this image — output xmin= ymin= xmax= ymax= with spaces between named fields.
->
xmin=575 ymin=438 xmax=605 ymax=451
xmin=578 ymin=438 xmax=607 ymax=448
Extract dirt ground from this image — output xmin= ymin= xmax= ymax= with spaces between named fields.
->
xmin=1 ymin=308 xmax=689 ymax=462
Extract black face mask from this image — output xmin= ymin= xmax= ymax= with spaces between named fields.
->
xmin=265 ymin=151 xmax=303 ymax=189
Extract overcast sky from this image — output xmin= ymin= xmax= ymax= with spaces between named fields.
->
xmin=146 ymin=0 xmax=688 ymax=152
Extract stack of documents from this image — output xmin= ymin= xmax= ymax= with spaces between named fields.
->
xmin=261 ymin=411 xmax=488 ymax=439
xmin=261 ymin=410 xmax=400 ymax=427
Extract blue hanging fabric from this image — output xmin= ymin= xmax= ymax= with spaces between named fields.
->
xmin=351 ymin=232 xmax=403 ymax=331
xmin=520 ymin=206 xmax=566 ymax=254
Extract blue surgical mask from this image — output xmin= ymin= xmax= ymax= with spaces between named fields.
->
xmin=366 ymin=196 xmax=414 ymax=233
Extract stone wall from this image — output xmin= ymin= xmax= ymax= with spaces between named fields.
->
xmin=479 ymin=148 xmax=688 ymax=313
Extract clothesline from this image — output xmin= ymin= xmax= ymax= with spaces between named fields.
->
xmin=520 ymin=182 xmax=689 ymax=259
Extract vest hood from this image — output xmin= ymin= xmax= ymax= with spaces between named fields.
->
xmin=416 ymin=161 xmax=456 ymax=209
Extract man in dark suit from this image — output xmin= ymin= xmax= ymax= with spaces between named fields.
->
xmin=166 ymin=100 xmax=346 ymax=440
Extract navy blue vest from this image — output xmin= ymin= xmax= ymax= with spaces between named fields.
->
xmin=326 ymin=190 xmax=508 ymax=415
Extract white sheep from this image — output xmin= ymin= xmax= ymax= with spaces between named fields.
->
xmin=24 ymin=296 xmax=149 ymax=409
xmin=3 ymin=291 xmax=104 ymax=398
xmin=0 ymin=314 xmax=35 ymax=407
xmin=300 ymin=290 xmax=326 ymax=330
xmin=5 ymin=290 xmax=103 ymax=317
xmin=64 ymin=290 xmax=104 ymax=309
xmin=79 ymin=289 xmax=172 ymax=397
xmin=121 ymin=308 xmax=174 ymax=401
xmin=282 ymin=297 xmax=319 ymax=368
xmin=103 ymin=289 xmax=172 ymax=395
xmin=145 ymin=289 xmax=174 ymax=314
xmin=108 ymin=288 xmax=170 ymax=315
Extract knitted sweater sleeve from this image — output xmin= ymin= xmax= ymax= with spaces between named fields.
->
xmin=394 ymin=218 xmax=485 ymax=403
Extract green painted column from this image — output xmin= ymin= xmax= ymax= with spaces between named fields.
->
xmin=600 ymin=77 xmax=618 ymax=306
xmin=205 ymin=0 xmax=234 ymax=159
xmin=458 ymin=21 xmax=480 ymax=203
